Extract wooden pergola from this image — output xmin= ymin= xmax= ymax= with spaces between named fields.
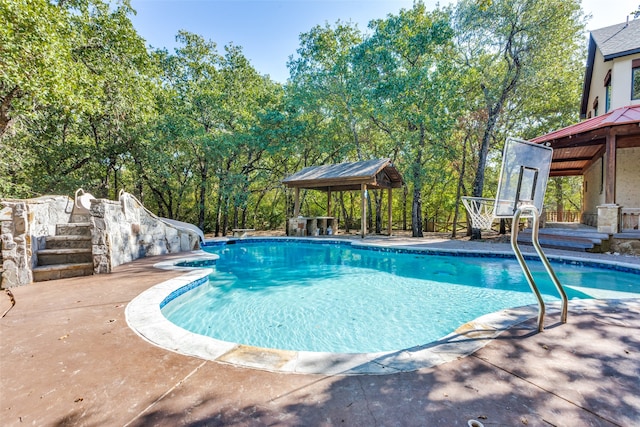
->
xmin=282 ymin=158 xmax=404 ymax=237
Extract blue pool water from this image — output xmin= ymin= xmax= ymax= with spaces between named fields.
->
xmin=161 ymin=240 xmax=640 ymax=353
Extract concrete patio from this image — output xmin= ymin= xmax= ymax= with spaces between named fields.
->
xmin=1 ymin=237 xmax=639 ymax=426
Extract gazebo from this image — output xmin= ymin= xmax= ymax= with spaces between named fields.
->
xmin=282 ymin=158 xmax=404 ymax=237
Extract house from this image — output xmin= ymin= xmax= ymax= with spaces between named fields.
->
xmin=580 ymin=18 xmax=640 ymax=119
xmin=532 ymin=19 xmax=640 ymax=235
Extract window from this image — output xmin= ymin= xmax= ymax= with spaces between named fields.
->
xmin=593 ymin=96 xmax=599 ymax=116
xmin=604 ymin=70 xmax=611 ymax=112
xmin=633 ymin=59 xmax=640 ymax=100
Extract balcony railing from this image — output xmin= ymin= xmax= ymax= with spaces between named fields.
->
xmin=621 ymin=208 xmax=640 ymax=231
xmin=543 ymin=211 xmax=581 ymax=223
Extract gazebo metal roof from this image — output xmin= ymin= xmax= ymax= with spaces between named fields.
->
xmin=282 ymin=158 xmax=403 ymax=191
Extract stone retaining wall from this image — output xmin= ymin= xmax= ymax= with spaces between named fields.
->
xmin=1 ymin=196 xmax=74 ymax=288
xmin=610 ymin=237 xmax=640 ymax=256
xmin=91 ymin=196 xmax=199 ymax=274
xmin=1 ymin=194 xmax=200 ymax=288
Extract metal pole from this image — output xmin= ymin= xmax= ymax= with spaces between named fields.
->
xmin=530 ymin=207 xmax=569 ymax=324
xmin=510 ymin=207 xmax=546 ymax=332
xmin=510 ymin=204 xmax=569 ymax=332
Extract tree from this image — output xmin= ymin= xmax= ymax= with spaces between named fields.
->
xmin=1 ymin=0 xmax=73 ymax=137
xmin=288 ymin=22 xmax=365 ymax=160
xmin=353 ymin=2 xmax=461 ymax=236
xmin=454 ymin=0 xmax=585 ymax=239
xmin=1 ymin=0 xmax=155 ymax=198
xmin=149 ymin=32 xmax=283 ymax=234
xmin=287 ymin=21 xmax=378 ymax=230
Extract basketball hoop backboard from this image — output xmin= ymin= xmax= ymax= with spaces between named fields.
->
xmin=494 ymin=137 xmax=552 ymax=218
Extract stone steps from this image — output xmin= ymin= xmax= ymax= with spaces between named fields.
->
xmin=45 ymin=235 xmax=92 ymax=250
xmin=37 ymin=248 xmax=93 ymax=265
xmin=56 ymin=222 xmax=92 ymax=236
xmin=517 ymin=228 xmax=609 ymax=252
xmin=34 ymin=222 xmax=94 ymax=282
xmin=32 ymin=263 xmax=95 ymax=282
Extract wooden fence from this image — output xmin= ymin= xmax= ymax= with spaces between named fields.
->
xmin=543 ymin=211 xmax=581 ymax=223
xmin=340 ymin=209 xmax=640 ymax=234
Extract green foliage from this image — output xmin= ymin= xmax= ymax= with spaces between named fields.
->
xmin=453 ymin=0 xmax=585 ymax=238
xmin=1 ymin=0 xmax=73 ymax=136
xmin=1 ymin=0 xmax=587 ymax=237
xmin=1 ymin=0 xmax=155 ymax=198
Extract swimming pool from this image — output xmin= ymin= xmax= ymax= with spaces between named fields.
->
xmin=160 ymin=239 xmax=640 ymax=355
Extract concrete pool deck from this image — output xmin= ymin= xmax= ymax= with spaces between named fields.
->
xmin=1 ymin=236 xmax=640 ymax=426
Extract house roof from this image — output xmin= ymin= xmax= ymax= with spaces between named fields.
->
xmin=591 ymin=18 xmax=640 ymax=60
xmin=532 ymin=105 xmax=640 ymax=142
xmin=531 ymin=105 xmax=640 ymax=176
xmin=579 ymin=18 xmax=640 ymax=118
xmin=282 ymin=158 xmax=404 ymax=191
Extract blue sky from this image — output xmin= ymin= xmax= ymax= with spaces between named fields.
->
xmin=129 ymin=0 xmax=639 ymax=83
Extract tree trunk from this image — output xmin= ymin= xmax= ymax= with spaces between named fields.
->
xmin=452 ymin=135 xmax=469 ymax=238
xmin=241 ymin=208 xmax=247 ymax=229
xmin=554 ymin=178 xmax=564 ymax=222
xmin=411 ymin=125 xmax=426 ymax=237
xmin=411 ymin=184 xmax=423 ymax=237
xmin=221 ymin=197 xmax=229 ymax=236
xmin=214 ymin=189 xmax=222 ymax=237
xmin=198 ymin=162 xmax=208 ymax=231
xmin=402 ymin=184 xmax=408 ymax=231
xmin=367 ymin=191 xmax=373 ymax=233
xmin=339 ymin=192 xmax=350 ymax=233
xmin=233 ymin=206 xmax=239 ymax=229
xmin=374 ymin=190 xmax=382 ymax=234
xmin=470 ymin=115 xmax=496 ymax=239
xmin=349 ymin=192 xmax=355 ymax=231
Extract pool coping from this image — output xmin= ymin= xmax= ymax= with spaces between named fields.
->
xmin=125 ymin=239 xmax=640 ymax=376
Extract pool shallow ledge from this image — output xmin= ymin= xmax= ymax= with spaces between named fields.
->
xmin=124 ymin=248 xmax=612 ymax=375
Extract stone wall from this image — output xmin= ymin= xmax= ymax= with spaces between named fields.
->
xmin=616 ymin=146 xmax=640 ymax=209
xmin=0 ymin=196 xmax=74 ymax=288
xmin=610 ymin=237 xmax=640 ymax=256
xmin=91 ymin=194 xmax=199 ymax=274
xmin=1 ymin=193 xmax=200 ymax=287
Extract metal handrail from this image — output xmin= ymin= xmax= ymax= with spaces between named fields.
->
xmin=510 ymin=204 xmax=569 ymax=332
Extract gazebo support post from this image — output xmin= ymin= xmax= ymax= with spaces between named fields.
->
xmin=327 ymin=187 xmax=332 ymax=217
xmin=605 ymin=128 xmax=617 ymax=204
xmin=361 ymin=183 xmax=367 ymax=238
xmin=388 ymin=188 xmax=393 ymax=235
xmin=294 ymin=187 xmax=300 ymax=217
